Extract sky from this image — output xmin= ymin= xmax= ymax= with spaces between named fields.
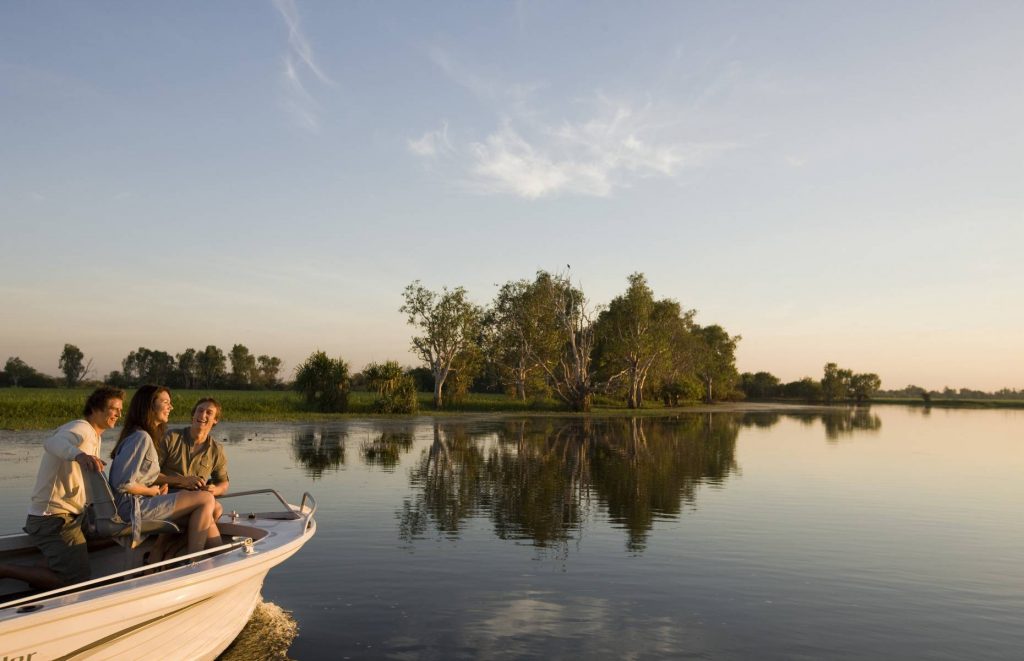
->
xmin=1 ymin=1 xmax=1021 ymax=391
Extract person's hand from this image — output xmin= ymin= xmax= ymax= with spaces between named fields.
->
xmin=181 ymin=475 xmax=207 ymax=490
xmin=75 ymin=453 xmax=105 ymax=472
xmin=151 ymin=484 xmax=168 ymax=496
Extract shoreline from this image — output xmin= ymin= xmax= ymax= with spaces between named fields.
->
xmin=3 ymin=388 xmax=1021 ymax=431
xmin=0 ymin=401 xmax=855 ymax=432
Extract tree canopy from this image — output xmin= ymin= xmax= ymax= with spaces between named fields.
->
xmin=400 ymin=281 xmax=483 ymax=409
xmin=58 ymin=344 xmax=90 ymax=387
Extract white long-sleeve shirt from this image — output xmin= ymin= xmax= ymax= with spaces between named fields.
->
xmin=27 ymin=419 xmax=101 ymax=517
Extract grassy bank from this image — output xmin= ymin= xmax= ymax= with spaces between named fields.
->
xmin=9 ymin=388 xmax=1016 ymax=431
xmin=0 ymin=388 xmax=663 ymax=430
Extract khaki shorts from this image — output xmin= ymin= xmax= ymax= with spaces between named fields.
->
xmin=24 ymin=513 xmax=91 ymax=585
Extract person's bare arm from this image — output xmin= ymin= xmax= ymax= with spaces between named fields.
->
xmin=205 ymin=479 xmax=229 ymax=497
xmin=121 ymin=483 xmax=169 ymax=497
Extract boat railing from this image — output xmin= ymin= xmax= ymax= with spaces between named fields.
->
xmin=0 ymin=537 xmax=252 ymax=612
xmin=218 ymin=488 xmax=313 ymax=521
xmin=2 ymin=489 xmax=317 ymax=613
xmin=299 ymin=492 xmax=317 ymax=530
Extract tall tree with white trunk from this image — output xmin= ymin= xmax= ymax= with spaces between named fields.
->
xmin=401 ymin=281 xmax=483 ymax=409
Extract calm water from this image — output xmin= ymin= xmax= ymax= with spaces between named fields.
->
xmin=1 ymin=406 xmax=1022 ymax=659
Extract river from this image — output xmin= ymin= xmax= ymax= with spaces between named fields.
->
xmin=1 ymin=406 xmax=1021 ymax=659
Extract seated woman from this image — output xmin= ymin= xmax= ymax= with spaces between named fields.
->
xmin=108 ymin=385 xmax=222 ymax=557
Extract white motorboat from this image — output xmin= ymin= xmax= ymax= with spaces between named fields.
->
xmin=0 ymin=488 xmax=316 ymax=660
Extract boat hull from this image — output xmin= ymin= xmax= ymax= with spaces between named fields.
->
xmin=1 ymin=491 xmax=316 ymax=661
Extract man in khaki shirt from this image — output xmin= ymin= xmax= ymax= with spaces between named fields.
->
xmin=155 ymin=397 xmax=229 ymax=519
xmin=0 ymin=386 xmax=124 ymax=589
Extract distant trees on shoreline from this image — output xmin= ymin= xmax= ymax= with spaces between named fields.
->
xmin=395 ymin=271 xmax=744 ymax=411
xmin=102 ymin=344 xmax=284 ymax=390
xmin=739 ymin=363 xmax=881 ymax=404
xmin=0 ymin=344 xmax=286 ymax=391
xmin=877 ymin=384 xmax=1024 ymax=402
xmin=4 ymin=272 xmax=1022 ymax=409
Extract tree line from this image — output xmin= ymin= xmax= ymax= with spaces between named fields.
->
xmin=877 ymin=384 xmax=1024 ymax=402
xmin=288 ymin=271 xmax=742 ymax=413
xmin=395 ymin=271 xmax=743 ymax=411
xmin=0 ymin=344 xmax=284 ymax=390
xmin=10 ymin=270 xmax=960 ymax=411
xmin=739 ymin=363 xmax=882 ymax=404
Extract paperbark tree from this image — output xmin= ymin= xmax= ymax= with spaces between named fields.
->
xmin=256 ymin=355 xmax=283 ymax=388
xmin=121 ymin=347 xmax=175 ymax=386
xmin=487 ymin=272 xmax=564 ymax=400
xmin=821 ymin=362 xmax=853 ymax=403
xmin=176 ymin=349 xmax=199 ymax=389
xmin=401 ymin=281 xmax=483 ymax=409
xmin=196 ymin=345 xmax=227 ymax=388
xmin=4 ymin=357 xmax=36 ymax=387
xmin=594 ymin=273 xmax=694 ymax=409
xmin=58 ymin=343 xmax=91 ymax=387
xmin=740 ymin=371 xmax=782 ymax=399
xmin=229 ymin=344 xmax=257 ymax=388
xmin=850 ymin=372 xmax=881 ymax=403
xmin=529 ymin=273 xmax=614 ymax=412
xmin=692 ymin=325 xmax=741 ymax=403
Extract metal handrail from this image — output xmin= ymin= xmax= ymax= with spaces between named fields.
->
xmin=299 ymin=492 xmax=317 ymax=530
xmin=2 ymin=489 xmax=317 ymax=612
xmin=218 ymin=488 xmax=293 ymax=510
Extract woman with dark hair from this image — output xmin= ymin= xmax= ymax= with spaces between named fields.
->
xmin=108 ymin=385 xmax=222 ymax=555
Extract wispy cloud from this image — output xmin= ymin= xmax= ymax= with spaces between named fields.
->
xmin=410 ymin=52 xmax=735 ymax=199
xmin=469 ymin=124 xmax=573 ymax=198
xmin=413 ymin=100 xmax=734 ymax=199
xmin=408 ymin=121 xmax=454 ymax=157
xmin=273 ymin=0 xmax=333 ymax=132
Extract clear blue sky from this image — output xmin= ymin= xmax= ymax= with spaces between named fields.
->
xmin=2 ymin=1 xmax=1021 ymax=390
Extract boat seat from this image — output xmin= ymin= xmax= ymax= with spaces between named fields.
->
xmin=82 ymin=470 xmax=181 ymax=538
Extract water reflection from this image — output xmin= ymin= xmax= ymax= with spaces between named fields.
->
xmin=361 ymin=431 xmax=415 ymax=471
xmin=279 ymin=410 xmax=886 ymax=548
xmin=291 ymin=426 xmax=347 ymax=478
xmin=399 ymin=415 xmax=741 ymax=552
xmin=740 ymin=408 xmax=882 ymax=441
xmin=400 ymin=423 xmax=489 ymax=541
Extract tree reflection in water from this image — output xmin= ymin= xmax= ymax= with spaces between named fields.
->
xmin=399 ymin=415 xmax=742 ymax=553
xmin=291 ymin=426 xmax=347 ymax=479
xmin=400 ymin=423 xmax=489 ymax=541
xmin=754 ymin=407 xmax=882 ymax=441
xmin=361 ymin=432 xmax=415 ymax=471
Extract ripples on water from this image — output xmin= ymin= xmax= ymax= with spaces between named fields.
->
xmin=2 ymin=406 xmax=1023 ymax=659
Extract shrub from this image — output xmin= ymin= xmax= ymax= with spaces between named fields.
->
xmin=364 ymin=361 xmax=418 ymax=414
xmin=293 ymin=351 xmax=350 ymax=412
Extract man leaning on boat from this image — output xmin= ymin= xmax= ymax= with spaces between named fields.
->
xmin=0 ymin=386 xmax=124 ymax=590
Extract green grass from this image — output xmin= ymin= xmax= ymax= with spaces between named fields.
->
xmin=0 ymin=387 xmax=714 ymax=430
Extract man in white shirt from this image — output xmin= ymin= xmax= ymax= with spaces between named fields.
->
xmin=0 ymin=386 xmax=124 ymax=590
